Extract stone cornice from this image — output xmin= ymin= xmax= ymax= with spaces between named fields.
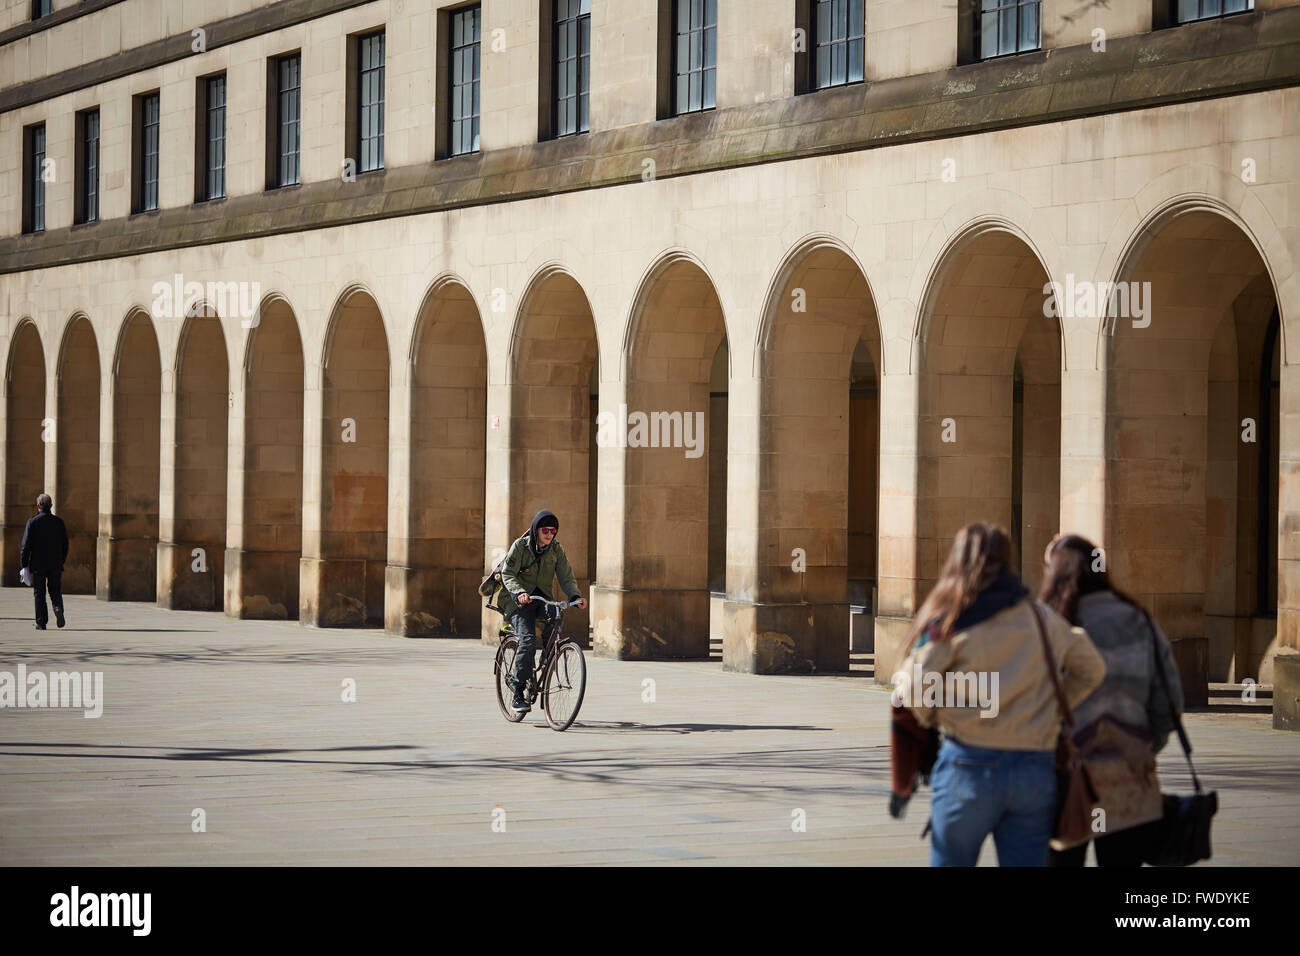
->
xmin=0 ymin=0 xmax=375 ymax=109
xmin=0 ymin=0 xmax=126 ymax=50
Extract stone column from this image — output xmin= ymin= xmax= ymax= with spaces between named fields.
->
xmin=874 ymin=368 xmax=921 ymax=684
xmin=155 ymin=369 xmax=182 ymax=605
xmin=480 ymin=380 xmax=513 ymax=644
xmin=223 ymin=363 xmax=250 ymax=614
xmin=297 ymin=362 xmax=327 ymax=624
xmin=1276 ymin=360 xmax=1300 ymax=729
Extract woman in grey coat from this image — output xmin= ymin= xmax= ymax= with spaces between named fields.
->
xmin=1038 ymin=533 xmax=1185 ymax=867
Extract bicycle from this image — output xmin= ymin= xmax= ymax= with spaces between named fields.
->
xmin=493 ymin=598 xmax=587 ymax=731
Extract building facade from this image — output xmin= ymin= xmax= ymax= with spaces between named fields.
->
xmin=2 ymin=0 xmax=1299 ymax=725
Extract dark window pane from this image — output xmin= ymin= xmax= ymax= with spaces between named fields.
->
xmin=358 ymin=32 xmax=385 ymax=170
xmin=980 ymin=11 xmax=998 ymax=58
xmin=1020 ymin=2 xmax=1039 ymax=50
xmin=277 ymin=53 xmax=301 ymax=187
xmin=999 ymin=9 xmax=1015 ymax=53
xmin=450 ymin=9 xmax=481 ymax=154
xmin=552 ymin=1 xmax=590 ymax=135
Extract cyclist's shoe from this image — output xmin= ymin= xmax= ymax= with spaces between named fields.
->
xmin=510 ymin=691 xmax=530 ymax=714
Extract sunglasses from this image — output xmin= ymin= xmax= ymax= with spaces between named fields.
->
xmin=538 ymin=527 xmax=557 ymax=535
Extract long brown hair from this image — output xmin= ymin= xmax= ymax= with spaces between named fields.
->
xmin=1037 ymin=533 xmax=1143 ymax=624
xmin=906 ymin=523 xmax=1015 ymax=649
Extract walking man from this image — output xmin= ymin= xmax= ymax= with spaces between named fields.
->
xmin=20 ymin=493 xmax=69 ymax=630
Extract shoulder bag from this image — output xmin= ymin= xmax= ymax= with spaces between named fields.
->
xmin=1137 ymin=609 xmax=1218 ymax=866
xmin=1028 ymin=601 xmax=1098 ymax=850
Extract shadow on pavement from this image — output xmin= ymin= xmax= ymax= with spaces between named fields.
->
xmin=0 ymin=740 xmax=892 ymax=797
xmin=566 ymin=720 xmax=831 ymax=734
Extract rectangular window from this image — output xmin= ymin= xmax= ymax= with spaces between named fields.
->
xmin=976 ymin=0 xmax=1040 ymax=60
xmin=553 ymin=0 xmax=590 ymax=137
xmin=450 ymin=8 xmax=481 ymax=155
xmin=1175 ymin=0 xmax=1253 ymax=23
xmin=673 ymin=0 xmax=716 ymax=114
xmin=23 ymin=123 xmax=46 ymax=234
xmin=32 ymin=0 xmax=52 ymax=19
xmin=358 ymin=31 xmax=385 ymax=172
xmin=76 ymin=108 xmax=100 ymax=224
xmin=275 ymin=53 xmax=302 ymax=187
xmin=137 ymin=92 xmax=161 ymax=212
xmin=813 ymin=0 xmax=865 ymax=90
xmin=196 ymin=74 xmax=227 ymax=201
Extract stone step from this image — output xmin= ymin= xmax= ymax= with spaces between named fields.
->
xmin=1209 ymin=682 xmax=1272 ymax=699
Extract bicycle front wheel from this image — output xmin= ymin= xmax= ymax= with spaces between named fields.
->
xmin=495 ymin=637 xmax=526 ymax=723
xmin=543 ymin=641 xmax=586 ymax=731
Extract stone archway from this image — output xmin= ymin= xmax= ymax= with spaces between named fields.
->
xmin=3 ymin=321 xmax=46 ymax=586
xmin=56 ymin=315 xmax=100 ymax=593
xmin=302 ymin=289 xmax=390 ymax=627
xmin=99 ymin=310 xmax=161 ymax=601
xmin=160 ymin=304 xmax=229 ymax=610
xmin=228 ymin=298 xmax=305 ymax=619
xmin=593 ymin=256 xmax=727 ymax=659
xmin=725 ymin=241 xmax=882 ymax=674
xmin=1106 ymin=207 xmax=1279 ymax=689
xmin=391 ymin=279 xmax=487 ymax=637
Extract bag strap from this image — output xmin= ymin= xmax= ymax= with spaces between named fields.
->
xmin=1138 ymin=608 xmax=1203 ymax=794
xmin=1028 ymin=600 xmax=1075 ymax=730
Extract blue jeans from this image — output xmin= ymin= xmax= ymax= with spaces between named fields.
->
xmin=929 ymin=738 xmax=1057 ymax=867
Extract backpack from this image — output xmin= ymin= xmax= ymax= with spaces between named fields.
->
xmin=479 ymin=532 xmax=536 ymax=606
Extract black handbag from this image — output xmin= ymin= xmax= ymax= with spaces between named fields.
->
xmin=1139 ymin=610 xmax=1218 ymax=866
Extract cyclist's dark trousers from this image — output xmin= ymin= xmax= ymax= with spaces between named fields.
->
xmin=33 ymin=569 xmax=63 ymax=628
xmin=510 ymin=597 xmax=561 ymax=691
xmin=509 ymin=601 xmax=545 ymax=690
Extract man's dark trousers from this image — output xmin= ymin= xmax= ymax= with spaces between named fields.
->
xmin=32 ymin=570 xmax=63 ymax=629
xmin=509 ymin=597 xmax=558 ymax=691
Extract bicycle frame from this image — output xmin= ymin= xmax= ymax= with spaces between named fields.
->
xmin=495 ymin=598 xmax=572 ymax=702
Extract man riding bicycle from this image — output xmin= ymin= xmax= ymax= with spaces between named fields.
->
xmin=498 ymin=509 xmax=586 ymax=714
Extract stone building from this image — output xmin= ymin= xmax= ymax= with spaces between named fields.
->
xmin=1 ymin=0 xmax=1298 ymax=727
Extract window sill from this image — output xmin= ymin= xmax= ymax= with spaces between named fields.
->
xmin=974 ymin=46 xmax=1043 ymax=63
xmin=796 ymin=79 xmax=866 ymax=96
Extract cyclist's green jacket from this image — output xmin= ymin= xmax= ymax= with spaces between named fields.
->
xmin=497 ymin=534 xmax=580 ymax=619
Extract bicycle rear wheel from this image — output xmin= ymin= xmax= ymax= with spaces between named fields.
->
xmin=543 ymin=641 xmax=586 ymax=731
xmin=495 ymin=637 xmax=526 ymax=723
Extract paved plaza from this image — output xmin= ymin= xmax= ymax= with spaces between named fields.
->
xmin=1 ymin=588 xmax=1298 ymax=866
